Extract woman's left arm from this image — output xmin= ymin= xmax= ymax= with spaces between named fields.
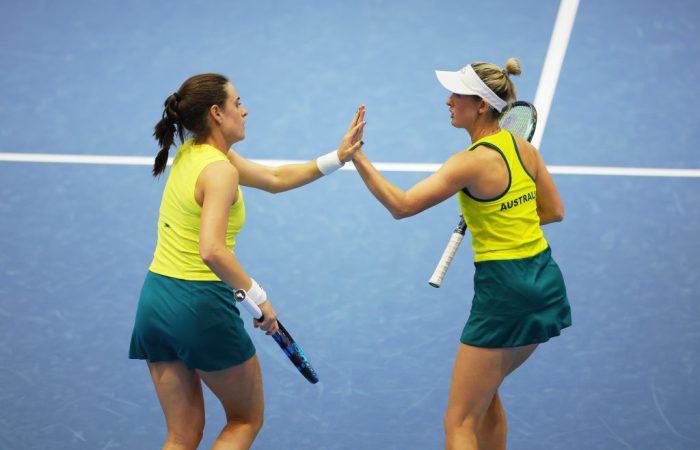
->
xmin=531 ymin=148 xmax=564 ymax=225
xmin=229 ymin=107 xmax=365 ymax=193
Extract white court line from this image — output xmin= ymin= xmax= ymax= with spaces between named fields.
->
xmin=532 ymin=0 xmax=580 ymax=149
xmin=1 ymin=152 xmax=699 ymax=177
xmin=6 ymin=3 xmax=690 ymax=179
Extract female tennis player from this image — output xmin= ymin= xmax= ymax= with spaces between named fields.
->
xmin=128 ymin=73 xmax=364 ymax=450
xmin=352 ymin=59 xmax=571 ymax=449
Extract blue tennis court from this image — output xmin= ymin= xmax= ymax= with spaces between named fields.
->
xmin=1 ymin=1 xmax=698 ymax=449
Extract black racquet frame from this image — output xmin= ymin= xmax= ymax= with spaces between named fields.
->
xmin=234 ymin=290 xmax=319 ymax=384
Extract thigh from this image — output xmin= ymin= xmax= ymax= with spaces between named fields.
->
xmin=197 ymin=354 xmax=264 ymax=423
xmin=446 ymin=343 xmax=538 ymax=420
xmin=148 ymin=360 xmax=205 ymax=431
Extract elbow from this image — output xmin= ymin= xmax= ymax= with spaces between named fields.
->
xmin=389 ymin=198 xmax=423 ymax=220
xmin=199 ymin=245 xmax=222 ymax=267
xmin=265 ymin=185 xmax=284 ymax=194
xmin=266 ymin=177 xmax=295 ymax=194
xmin=545 ymin=207 xmax=565 ymax=224
xmin=261 ymin=179 xmax=284 ymax=194
xmin=537 ymin=206 xmax=564 ymax=224
xmin=259 ymin=169 xmax=285 ymax=194
xmin=390 ymin=206 xmax=415 ymax=220
xmin=199 ymin=249 xmax=215 ymax=267
xmin=266 ymin=172 xmax=285 ymax=194
xmin=390 ymin=211 xmax=405 ymax=220
xmin=553 ymin=204 xmax=565 ymax=222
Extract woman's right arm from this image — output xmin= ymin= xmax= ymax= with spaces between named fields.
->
xmin=352 ymin=149 xmax=476 ymax=219
xmin=197 ymin=161 xmax=278 ymax=334
xmin=531 ymin=147 xmax=564 ymax=225
xmin=227 ymin=107 xmax=365 ymax=193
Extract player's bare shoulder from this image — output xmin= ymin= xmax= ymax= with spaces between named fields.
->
xmin=465 ymin=143 xmax=510 ymax=174
xmin=512 ymin=134 xmax=540 ymax=179
xmin=204 ymin=159 xmax=239 ymax=181
xmin=443 ymin=146 xmax=488 ymax=173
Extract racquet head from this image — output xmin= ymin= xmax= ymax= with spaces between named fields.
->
xmin=274 ymin=321 xmax=319 ymax=384
xmin=499 ymin=101 xmax=537 ymax=142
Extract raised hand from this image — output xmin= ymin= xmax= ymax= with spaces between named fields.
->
xmin=337 ymin=105 xmax=366 ymax=163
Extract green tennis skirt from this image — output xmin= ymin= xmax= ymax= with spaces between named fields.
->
xmin=129 ymin=271 xmax=256 ymax=371
xmin=461 ymin=247 xmax=571 ymax=348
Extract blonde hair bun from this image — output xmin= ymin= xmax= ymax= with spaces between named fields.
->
xmin=504 ymin=58 xmax=522 ymax=77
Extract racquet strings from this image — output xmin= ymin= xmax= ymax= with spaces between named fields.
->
xmin=499 ymin=103 xmax=535 ymax=141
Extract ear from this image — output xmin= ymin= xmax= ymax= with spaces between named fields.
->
xmin=209 ymin=104 xmax=223 ymax=125
xmin=477 ymin=99 xmax=491 ymax=115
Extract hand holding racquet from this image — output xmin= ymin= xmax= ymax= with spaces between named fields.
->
xmin=235 ymin=290 xmax=319 ymax=384
xmin=428 ymin=101 xmax=538 ymax=288
xmin=428 ymin=218 xmax=467 ymax=287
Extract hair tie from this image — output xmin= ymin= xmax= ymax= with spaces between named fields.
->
xmin=502 ymin=69 xmax=509 ymax=77
xmin=172 ymin=92 xmax=181 ymax=102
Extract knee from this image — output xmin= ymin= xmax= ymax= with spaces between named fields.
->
xmin=166 ymin=427 xmax=204 ymax=450
xmin=225 ymin=411 xmax=264 ymax=436
xmin=248 ymin=413 xmax=264 ymax=435
xmin=444 ymin=410 xmax=480 ymax=434
xmin=482 ymin=407 xmax=507 ymax=440
xmin=444 ymin=413 xmax=480 ymax=450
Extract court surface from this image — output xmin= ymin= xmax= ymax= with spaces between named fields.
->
xmin=1 ymin=1 xmax=698 ymax=449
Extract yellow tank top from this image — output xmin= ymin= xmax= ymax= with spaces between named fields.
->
xmin=149 ymin=139 xmax=245 ymax=280
xmin=458 ymin=129 xmax=547 ymax=262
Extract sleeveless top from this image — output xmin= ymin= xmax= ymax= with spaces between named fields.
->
xmin=458 ymin=129 xmax=548 ymax=262
xmin=149 ymin=139 xmax=245 ymax=280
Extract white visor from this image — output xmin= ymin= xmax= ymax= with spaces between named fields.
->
xmin=435 ymin=64 xmax=507 ymax=112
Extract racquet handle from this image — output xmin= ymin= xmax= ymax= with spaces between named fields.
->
xmin=237 ymin=296 xmax=264 ymax=320
xmin=429 ymin=219 xmax=467 ymax=288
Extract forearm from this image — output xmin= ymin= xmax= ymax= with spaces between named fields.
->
xmin=353 ymin=152 xmax=409 ymax=219
xmin=202 ymin=246 xmax=274 ymax=329
xmin=201 ymin=246 xmax=255 ymax=291
xmin=534 ymin=159 xmax=564 ymax=225
xmin=267 ymin=160 xmax=324 ymax=193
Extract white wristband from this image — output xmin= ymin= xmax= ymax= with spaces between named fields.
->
xmin=246 ymin=279 xmax=267 ymax=306
xmin=316 ymin=150 xmax=344 ymax=175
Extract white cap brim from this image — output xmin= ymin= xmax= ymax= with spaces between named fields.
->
xmin=434 ymin=65 xmax=507 ymax=112
xmin=435 ymin=70 xmax=476 ymax=96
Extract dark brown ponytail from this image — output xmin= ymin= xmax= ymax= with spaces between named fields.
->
xmin=152 ymin=93 xmax=184 ymax=176
xmin=151 ymin=74 xmax=230 ymax=177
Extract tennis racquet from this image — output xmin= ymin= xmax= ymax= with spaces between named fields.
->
xmin=428 ymin=101 xmax=538 ymax=288
xmin=235 ymin=290 xmax=319 ymax=384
